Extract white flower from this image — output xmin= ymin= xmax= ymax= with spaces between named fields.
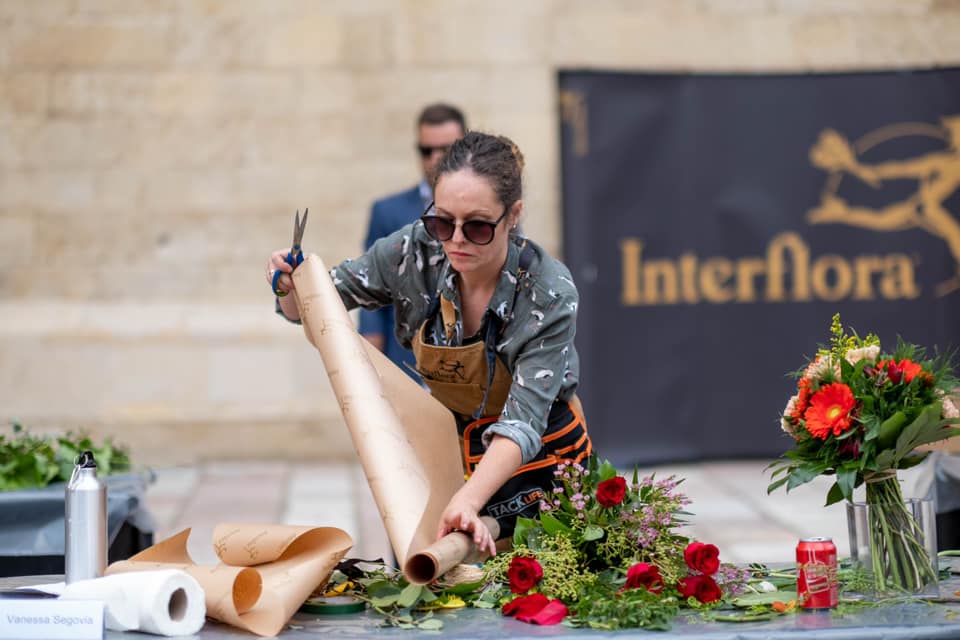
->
xmin=804 ymin=355 xmax=839 ymax=381
xmin=943 ymin=397 xmax=960 ymax=420
xmin=844 ymin=345 xmax=880 ymax=366
xmin=781 ymin=396 xmax=799 ymax=436
xmin=757 ymin=581 xmax=778 ymax=593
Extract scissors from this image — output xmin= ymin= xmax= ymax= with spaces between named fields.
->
xmin=272 ymin=208 xmax=309 ymax=297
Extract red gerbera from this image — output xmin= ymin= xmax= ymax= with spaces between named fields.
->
xmin=803 ymin=382 xmax=856 ymax=440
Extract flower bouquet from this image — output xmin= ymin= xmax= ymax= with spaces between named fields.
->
xmin=768 ymin=315 xmax=959 ymax=595
xmin=482 ymin=456 xmax=749 ymax=629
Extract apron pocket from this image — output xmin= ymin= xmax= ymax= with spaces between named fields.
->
xmin=422 ymin=379 xmax=486 ymax=417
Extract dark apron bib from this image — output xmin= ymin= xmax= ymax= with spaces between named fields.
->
xmin=410 ymin=249 xmax=592 ymax=537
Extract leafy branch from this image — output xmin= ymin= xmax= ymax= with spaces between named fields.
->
xmin=0 ymin=422 xmax=131 ymax=491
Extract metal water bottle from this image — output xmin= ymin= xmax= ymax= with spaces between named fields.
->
xmin=64 ymin=450 xmax=107 ymax=583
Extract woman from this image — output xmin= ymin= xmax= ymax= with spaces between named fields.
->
xmin=267 ymin=132 xmax=592 ymax=556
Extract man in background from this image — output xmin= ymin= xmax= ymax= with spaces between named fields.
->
xmin=360 ymin=103 xmax=467 ymax=378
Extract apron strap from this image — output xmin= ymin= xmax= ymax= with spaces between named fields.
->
xmin=473 ymin=313 xmax=501 ymax=420
xmin=440 ymin=295 xmax=458 ymax=343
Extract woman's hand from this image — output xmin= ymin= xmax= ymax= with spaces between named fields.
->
xmin=265 ymin=249 xmax=297 ymax=294
xmin=436 ymin=489 xmax=497 ymax=557
xmin=434 ymin=435 xmax=522 ymax=557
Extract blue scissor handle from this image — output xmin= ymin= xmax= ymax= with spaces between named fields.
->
xmin=273 ymin=208 xmax=309 ymax=297
xmin=272 ymin=246 xmax=304 ymax=297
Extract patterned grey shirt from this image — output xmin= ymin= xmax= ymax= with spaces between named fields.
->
xmin=327 ymin=220 xmax=581 ymax=464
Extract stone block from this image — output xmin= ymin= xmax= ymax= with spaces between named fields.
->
xmin=3 ymin=115 xmax=137 ymax=170
xmin=341 ymin=15 xmax=391 ymax=70
xmin=10 ymin=23 xmax=174 ymax=69
xmin=790 ymin=16 xmax=865 ymax=70
xmin=775 ymin=0 xmax=932 ymax=14
xmin=0 ymin=0 xmax=74 ymax=19
xmin=392 ymin=5 xmax=548 ymax=67
xmin=851 ymin=14 xmax=946 ymax=68
xmin=262 ymin=15 xmax=344 ymax=67
xmin=71 ymin=0 xmax=180 ymax=15
xmin=0 ymin=214 xmax=33 ymax=269
xmin=49 ymin=71 xmax=356 ymax=117
xmin=0 ymin=73 xmax=48 ymax=114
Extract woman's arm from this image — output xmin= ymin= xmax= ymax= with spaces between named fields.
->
xmin=267 ymin=223 xmax=425 ymax=323
xmin=436 ymin=434 xmax=522 ymax=556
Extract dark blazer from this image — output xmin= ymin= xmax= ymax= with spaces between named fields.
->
xmin=359 ymin=185 xmax=426 ymax=379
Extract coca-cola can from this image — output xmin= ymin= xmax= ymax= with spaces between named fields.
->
xmin=796 ymin=537 xmax=838 ymax=609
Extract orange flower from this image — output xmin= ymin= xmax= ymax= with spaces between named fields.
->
xmin=803 ymin=383 xmax=856 ymax=440
xmin=898 ymin=359 xmax=922 ymax=383
xmin=794 ymin=378 xmax=813 ymax=418
xmin=772 ymin=600 xmax=796 ymax=613
xmin=877 ymin=358 xmax=923 ymax=384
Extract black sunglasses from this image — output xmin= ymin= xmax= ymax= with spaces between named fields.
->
xmin=420 ymin=202 xmax=509 ymax=246
xmin=417 ymin=144 xmax=450 ymax=158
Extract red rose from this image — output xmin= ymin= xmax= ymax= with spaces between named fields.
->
xmin=502 ymin=592 xmax=549 ymax=618
xmin=684 ymin=541 xmax=720 ymax=575
xmin=623 ymin=562 xmax=663 ymax=594
xmin=596 ymin=476 xmax=627 ymax=507
xmin=507 ymin=556 xmax=543 ymax=594
xmin=678 ymin=574 xmax=722 ymax=604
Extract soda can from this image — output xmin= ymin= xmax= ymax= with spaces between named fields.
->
xmin=796 ymin=537 xmax=838 ymax=609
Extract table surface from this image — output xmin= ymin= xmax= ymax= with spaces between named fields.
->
xmin=2 ymin=570 xmax=959 ymax=640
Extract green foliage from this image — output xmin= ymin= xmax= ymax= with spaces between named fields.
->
xmin=485 ymin=535 xmax=597 ymax=603
xmin=0 ymin=422 xmax=131 ymax=491
xmin=565 ymin=579 xmax=679 ymax=630
xmin=343 ymin=562 xmax=489 ymax=631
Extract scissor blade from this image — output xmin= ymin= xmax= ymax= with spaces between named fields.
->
xmin=292 ymin=208 xmax=309 ymax=247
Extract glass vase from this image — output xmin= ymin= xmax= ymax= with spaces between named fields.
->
xmin=845 ymin=479 xmax=939 ymax=597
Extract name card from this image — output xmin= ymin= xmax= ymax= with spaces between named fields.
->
xmin=0 ymin=599 xmax=104 ymax=640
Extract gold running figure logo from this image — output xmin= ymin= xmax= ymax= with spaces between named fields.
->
xmin=807 ymin=116 xmax=960 ymax=297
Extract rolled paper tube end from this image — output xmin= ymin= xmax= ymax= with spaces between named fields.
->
xmin=403 ymin=552 xmax=441 ymax=586
xmin=403 ymin=517 xmax=501 ymax=585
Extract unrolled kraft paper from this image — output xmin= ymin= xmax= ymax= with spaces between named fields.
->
xmin=106 ymin=523 xmax=352 ymax=637
xmin=292 ymin=255 xmax=493 ymax=582
xmin=59 ymin=569 xmax=205 ymax=636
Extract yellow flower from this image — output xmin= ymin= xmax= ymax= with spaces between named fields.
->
xmin=421 ymin=595 xmax=466 ymax=610
xmin=322 ymin=581 xmax=355 ymax=597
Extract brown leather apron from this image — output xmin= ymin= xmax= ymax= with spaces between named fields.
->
xmin=410 ymin=277 xmax=592 ymax=536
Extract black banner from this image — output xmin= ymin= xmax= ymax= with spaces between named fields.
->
xmin=559 ymin=69 xmax=960 ymax=466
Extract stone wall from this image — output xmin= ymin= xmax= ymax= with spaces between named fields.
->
xmin=2 ymin=0 xmax=959 ymax=464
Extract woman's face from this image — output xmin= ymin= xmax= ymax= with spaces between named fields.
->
xmin=433 ymin=168 xmax=520 ymax=277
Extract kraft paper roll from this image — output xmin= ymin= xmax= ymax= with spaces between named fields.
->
xmin=292 ymin=256 xmax=496 ymax=581
xmin=403 ymin=516 xmax=501 ymax=585
xmin=59 ymin=569 xmax=205 ymax=636
xmin=106 ymin=523 xmax=353 ymax=637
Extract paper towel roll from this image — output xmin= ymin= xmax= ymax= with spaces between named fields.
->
xmin=59 ymin=569 xmax=206 ymax=636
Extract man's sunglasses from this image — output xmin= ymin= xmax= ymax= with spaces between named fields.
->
xmin=420 ymin=202 xmax=509 ymax=246
xmin=417 ymin=144 xmax=450 ymax=158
